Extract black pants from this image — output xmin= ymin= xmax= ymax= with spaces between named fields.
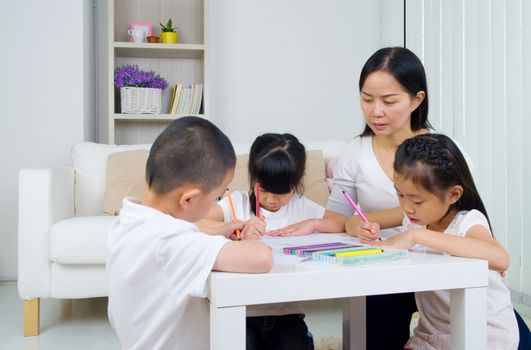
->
xmin=246 ymin=314 xmax=314 ymax=350
xmin=515 ymin=309 xmax=531 ymax=350
xmin=366 ymin=292 xmax=417 ymax=350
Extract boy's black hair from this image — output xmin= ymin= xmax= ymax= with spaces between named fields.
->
xmin=248 ymin=133 xmax=306 ymax=215
xmin=359 ymin=47 xmax=432 ymax=136
xmin=146 ymin=116 xmax=236 ymax=194
xmin=394 ymin=133 xmax=491 ymax=229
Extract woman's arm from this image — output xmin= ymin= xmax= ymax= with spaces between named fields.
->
xmin=345 ymin=206 xmax=403 ymax=236
xmin=374 ymin=225 xmax=510 ymax=271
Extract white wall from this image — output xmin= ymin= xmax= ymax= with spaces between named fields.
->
xmin=0 ymin=0 xmax=95 ymax=280
xmin=207 ymin=0 xmax=404 ymax=144
xmin=406 ymin=0 xmax=531 ymax=306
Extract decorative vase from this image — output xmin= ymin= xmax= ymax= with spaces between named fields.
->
xmin=161 ymin=32 xmax=178 ymax=44
xmin=146 ymin=35 xmax=160 ymax=43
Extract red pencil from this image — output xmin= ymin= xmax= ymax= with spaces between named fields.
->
xmin=255 ymin=182 xmax=261 ymax=217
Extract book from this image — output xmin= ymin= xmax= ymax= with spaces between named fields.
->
xmin=192 ymin=84 xmax=203 ymax=114
xmin=168 ymin=84 xmax=177 ymax=114
xmin=170 ymin=84 xmax=183 ymax=114
xmin=177 ymin=87 xmax=192 ymax=115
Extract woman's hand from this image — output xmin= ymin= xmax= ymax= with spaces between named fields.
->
xmin=268 ymin=219 xmax=317 ymax=237
xmin=355 ymin=221 xmax=381 ymax=244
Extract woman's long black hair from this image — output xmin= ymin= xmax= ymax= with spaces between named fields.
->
xmin=394 ymin=133 xmax=491 ymax=229
xmin=359 ymin=47 xmax=432 ymax=136
xmin=248 ymin=133 xmax=306 ymax=215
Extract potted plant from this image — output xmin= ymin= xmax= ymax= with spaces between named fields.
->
xmin=114 ymin=65 xmax=168 ymax=114
xmin=160 ymin=19 xmax=178 ymax=44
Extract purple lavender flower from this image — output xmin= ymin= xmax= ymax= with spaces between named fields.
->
xmin=114 ymin=65 xmax=168 ymax=90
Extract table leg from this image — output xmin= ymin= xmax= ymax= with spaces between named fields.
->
xmin=343 ymin=296 xmax=366 ymax=350
xmin=210 ymin=304 xmax=246 ymax=350
xmin=450 ymin=287 xmax=487 ymax=350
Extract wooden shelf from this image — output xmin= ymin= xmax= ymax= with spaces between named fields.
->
xmin=114 ymin=42 xmax=204 ymax=59
xmin=114 ymin=113 xmax=205 ymax=122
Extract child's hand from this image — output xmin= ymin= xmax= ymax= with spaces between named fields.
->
xmin=356 ymin=221 xmax=380 ymax=244
xmin=222 ymin=221 xmax=245 ymax=240
xmin=238 ymin=216 xmax=266 ymax=240
xmin=268 ymin=219 xmax=317 ymax=237
xmin=371 ymin=230 xmax=416 ymax=249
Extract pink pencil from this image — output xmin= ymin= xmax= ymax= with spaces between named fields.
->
xmin=342 ymin=191 xmax=368 ymax=222
xmin=255 ymin=182 xmax=261 ymax=217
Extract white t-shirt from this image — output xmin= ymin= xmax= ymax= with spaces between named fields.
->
xmin=107 ymin=197 xmax=228 ymax=350
xmin=327 ymin=136 xmax=400 ymax=238
xmin=327 ymin=134 xmax=472 ymax=239
xmin=218 ymin=191 xmax=325 ymax=317
xmin=404 ymin=210 xmax=519 ymax=350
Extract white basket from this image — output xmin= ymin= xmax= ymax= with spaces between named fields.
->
xmin=120 ymin=87 xmax=162 ymax=114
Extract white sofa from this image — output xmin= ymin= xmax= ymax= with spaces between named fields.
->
xmin=18 ymin=140 xmax=347 ymax=336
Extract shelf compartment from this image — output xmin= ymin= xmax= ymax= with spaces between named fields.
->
xmin=114 ymin=42 xmax=204 ymax=59
xmin=113 ymin=113 xmax=205 ymax=122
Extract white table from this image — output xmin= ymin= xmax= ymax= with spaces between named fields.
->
xmin=207 ymin=237 xmax=488 ymax=350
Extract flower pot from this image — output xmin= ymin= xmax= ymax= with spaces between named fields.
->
xmin=146 ymin=35 xmax=160 ymax=43
xmin=161 ymin=32 xmax=178 ymax=44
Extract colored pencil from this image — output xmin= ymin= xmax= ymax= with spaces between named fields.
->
xmin=342 ymin=191 xmax=368 ymax=222
xmin=226 ymin=189 xmax=241 ymax=240
xmin=342 ymin=191 xmax=381 ymax=241
xmin=255 ymin=182 xmax=261 ymax=217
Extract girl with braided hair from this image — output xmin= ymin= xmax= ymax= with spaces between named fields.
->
xmin=370 ymin=133 xmax=519 ymax=350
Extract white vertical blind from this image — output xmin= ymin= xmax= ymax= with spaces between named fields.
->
xmin=406 ymin=0 xmax=531 ymax=306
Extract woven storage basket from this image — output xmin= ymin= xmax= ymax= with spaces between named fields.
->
xmin=120 ymin=87 xmax=161 ymax=114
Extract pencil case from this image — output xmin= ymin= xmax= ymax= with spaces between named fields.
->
xmin=311 ymin=247 xmax=408 ymax=265
xmin=283 ymin=242 xmax=362 ymax=256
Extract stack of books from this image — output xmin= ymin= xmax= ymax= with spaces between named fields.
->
xmin=168 ymin=84 xmax=203 ymax=115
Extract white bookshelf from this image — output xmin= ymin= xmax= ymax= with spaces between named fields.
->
xmin=105 ymin=0 xmax=208 ymax=144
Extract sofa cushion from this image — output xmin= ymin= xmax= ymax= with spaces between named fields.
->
xmin=103 ymin=149 xmax=149 ymax=215
xmin=49 ymin=216 xmax=115 ymax=264
xmin=72 ymin=142 xmax=151 ymax=216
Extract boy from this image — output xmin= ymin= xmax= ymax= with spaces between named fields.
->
xmin=107 ymin=116 xmax=273 ymax=349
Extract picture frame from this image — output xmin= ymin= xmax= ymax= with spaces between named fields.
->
xmin=129 ymin=22 xmax=152 ymax=42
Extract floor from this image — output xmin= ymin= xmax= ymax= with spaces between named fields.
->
xmin=1 ymin=282 xmax=530 ymax=350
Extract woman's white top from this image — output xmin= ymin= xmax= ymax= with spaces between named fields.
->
xmin=327 ymin=136 xmax=400 ymax=238
xmin=218 ymin=191 xmax=325 ymax=317
xmin=404 ymin=210 xmax=519 ymax=350
xmin=327 ymin=134 xmax=472 ymax=239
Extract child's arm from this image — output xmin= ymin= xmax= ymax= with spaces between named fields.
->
xmin=373 ymin=225 xmax=510 ymax=271
xmin=268 ymin=210 xmax=346 ymax=236
xmin=197 ymin=203 xmax=266 ymax=240
xmin=196 ymin=204 xmax=242 ymax=237
xmin=345 ymin=207 xmax=403 ymax=236
xmin=213 ymin=240 xmax=273 ymax=273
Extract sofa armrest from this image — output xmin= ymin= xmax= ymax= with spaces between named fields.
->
xmin=18 ymin=167 xmax=75 ymax=299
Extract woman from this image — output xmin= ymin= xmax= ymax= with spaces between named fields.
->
xmin=327 ymin=47 xmax=429 ymax=349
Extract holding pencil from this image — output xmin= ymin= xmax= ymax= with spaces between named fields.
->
xmin=342 ymin=191 xmax=381 ymax=242
xmin=226 ymin=189 xmax=241 ymax=240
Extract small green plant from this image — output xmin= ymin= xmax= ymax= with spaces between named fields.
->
xmin=160 ymin=19 xmax=175 ymax=33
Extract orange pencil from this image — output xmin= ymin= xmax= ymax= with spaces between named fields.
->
xmin=226 ymin=189 xmax=241 ymax=240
